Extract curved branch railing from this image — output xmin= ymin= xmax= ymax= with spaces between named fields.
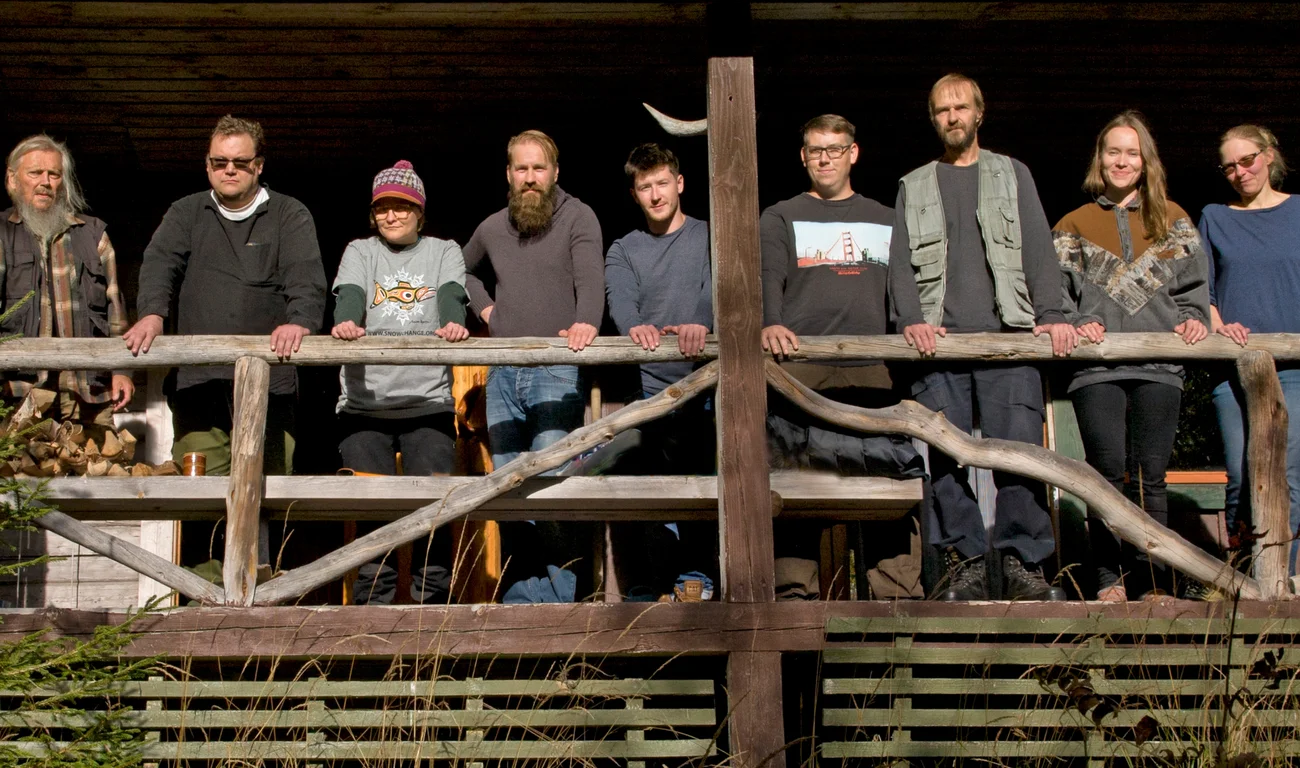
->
xmin=765 ymin=360 xmax=1263 ymax=599
xmin=3 ymin=333 xmax=1294 ymax=604
xmin=254 ymin=363 xmax=718 ymax=605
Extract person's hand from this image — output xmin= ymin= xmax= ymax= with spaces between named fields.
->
xmin=558 ymin=322 xmax=597 ymax=351
xmin=664 ymin=323 xmax=708 ymax=357
xmin=436 ymin=321 xmax=469 ymax=342
xmin=1034 ymin=322 xmax=1079 ymax=357
xmin=1076 ymin=321 xmax=1106 ymax=345
xmin=1175 ymin=318 xmax=1208 ymax=344
xmin=110 ymin=374 xmax=135 ymax=411
xmin=628 ymin=324 xmax=661 ymax=351
xmin=480 ymin=305 xmax=494 ymax=325
xmin=123 ymin=314 xmax=164 ymax=355
xmin=1215 ymin=320 xmax=1250 ymax=347
xmin=902 ymin=322 xmax=946 ymax=357
xmin=761 ymin=324 xmax=799 ymax=358
xmin=270 ymin=323 xmax=309 ymax=358
xmin=331 ymin=320 xmax=365 ymax=341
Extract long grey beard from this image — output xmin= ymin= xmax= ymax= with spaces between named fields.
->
xmin=16 ymin=198 xmax=71 ymax=243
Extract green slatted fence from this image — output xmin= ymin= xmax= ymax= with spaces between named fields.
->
xmin=820 ymin=615 xmax=1300 ymax=765
xmin=1 ymin=675 xmax=718 ymax=764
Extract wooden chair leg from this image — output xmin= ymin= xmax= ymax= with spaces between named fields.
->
xmin=342 ymin=521 xmax=357 ymax=606
xmin=395 ymin=543 xmax=414 ymax=605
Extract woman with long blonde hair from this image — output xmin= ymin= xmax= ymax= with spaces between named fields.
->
xmin=1200 ymin=124 xmax=1300 ymax=585
xmin=1053 ymin=111 xmax=1210 ymax=601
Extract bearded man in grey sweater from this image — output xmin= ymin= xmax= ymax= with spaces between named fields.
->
xmin=464 ymin=130 xmax=604 ymax=603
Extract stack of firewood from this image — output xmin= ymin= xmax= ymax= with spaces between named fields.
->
xmin=1 ymin=389 xmax=180 ymax=478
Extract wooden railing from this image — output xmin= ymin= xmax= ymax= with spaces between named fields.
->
xmin=2 ymin=331 xmax=1296 ymax=606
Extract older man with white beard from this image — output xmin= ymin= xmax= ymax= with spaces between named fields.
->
xmin=1 ymin=135 xmax=133 ymax=427
xmin=463 ymin=129 xmax=604 ymax=603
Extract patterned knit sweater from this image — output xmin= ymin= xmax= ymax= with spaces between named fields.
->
xmin=1052 ymin=197 xmax=1211 ymax=392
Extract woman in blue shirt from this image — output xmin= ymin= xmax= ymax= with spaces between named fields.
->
xmin=1199 ymin=124 xmax=1300 ymax=583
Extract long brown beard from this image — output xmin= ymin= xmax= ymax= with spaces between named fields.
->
xmin=508 ymin=183 xmax=557 ymax=237
xmin=16 ymin=195 xmax=71 ymax=243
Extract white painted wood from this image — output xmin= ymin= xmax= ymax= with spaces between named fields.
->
xmin=123 ymin=370 xmax=179 ymax=606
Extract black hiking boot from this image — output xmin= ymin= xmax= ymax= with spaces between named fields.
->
xmin=1003 ymin=553 xmax=1066 ymax=601
xmin=940 ymin=549 xmax=989 ymax=601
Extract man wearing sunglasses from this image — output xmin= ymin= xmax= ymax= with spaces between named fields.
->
xmin=759 ymin=114 xmax=925 ymax=601
xmin=124 ymin=115 xmax=327 ymax=476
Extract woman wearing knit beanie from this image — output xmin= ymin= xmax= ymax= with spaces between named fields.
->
xmin=330 ymin=159 xmax=470 ymax=605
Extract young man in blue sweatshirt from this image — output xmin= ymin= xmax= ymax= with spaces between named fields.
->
xmin=604 ymin=143 xmax=715 ymax=601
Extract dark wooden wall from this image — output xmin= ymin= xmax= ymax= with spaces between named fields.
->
xmin=3 ymin=2 xmax=1298 ymax=471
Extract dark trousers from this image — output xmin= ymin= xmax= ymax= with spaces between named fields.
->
xmin=338 ymin=411 xmax=457 ymax=476
xmin=912 ymin=365 xmax=1055 ymax=564
xmin=170 ymin=379 xmax=296 ymax=476
xmin=337 ymin=411 xmax=457 ymax=604
xmin=1072 ymin=380 xmax=1182 ymax=594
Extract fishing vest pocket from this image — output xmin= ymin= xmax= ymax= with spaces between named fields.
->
xmin=79 ymin=250 xmax=110 ymax=315
xmin=909 ymin=240 xmax=945 ymax=283
xmin=992 ymin=207 xmax=1022 ymax=252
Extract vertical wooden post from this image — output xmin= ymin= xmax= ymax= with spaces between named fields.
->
xmin=709 ymin=58 xmax=773 ymax=603
xmin=1236 ymin=350 xmax=1292 ymax=600
xmin=223 ymin=355 xmax=270 ymax=606
xmin=709 ymin=49 xmax=786 ymax=767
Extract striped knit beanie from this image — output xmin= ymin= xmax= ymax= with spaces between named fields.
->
xmin=372 ymin=160 xmax=425 ymax=208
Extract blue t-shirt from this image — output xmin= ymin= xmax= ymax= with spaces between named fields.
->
xmin=1200 ymin=195 xmax=1300 ymax=333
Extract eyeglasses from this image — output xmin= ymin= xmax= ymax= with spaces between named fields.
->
xmin=805 ymin=144 xmax=852 ymax=160
xmin=207 ymin=156 xmax=259 ymax=172
xmin=372 ymin=202 xmax=418 ymax=218
xmin=1219 ymin=152 xmax=1261 ymax=177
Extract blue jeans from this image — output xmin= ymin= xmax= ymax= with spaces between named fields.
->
xmin=486 ymin=365 xmax=585 ymax=472
xmin=487 ymin=364 xmax=590 ymax=600
xmin=1214 ymin=369 xmax=1300 ymax=576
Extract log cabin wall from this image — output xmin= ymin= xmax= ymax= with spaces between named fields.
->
xmin=2 ymin=2 xmax=1299 ymax=608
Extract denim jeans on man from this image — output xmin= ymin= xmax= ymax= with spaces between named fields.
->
xmin=486 ymin=364 xmax=585 ymax=470
xmin=487 ymin=364 xmax=589 ymax=598
xmin=1214 ymin=367 xmax=1300 ymax=576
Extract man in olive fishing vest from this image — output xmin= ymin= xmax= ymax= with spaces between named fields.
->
xmin=2 ymin=135 xmax=133 ymax=426
xmin=887 ymin=74 xmax=1077 ymax=601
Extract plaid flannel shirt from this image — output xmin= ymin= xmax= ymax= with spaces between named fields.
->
xmin=2 ymin=212 xmax=127 ymax=404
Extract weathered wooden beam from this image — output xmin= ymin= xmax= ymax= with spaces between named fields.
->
xmin=34 ymin=473 xmax=923 ymax=520
xmin=0 ymin=335 xmax=720 ymax=369
xmin=5 ymin=333 xmax=1299 ymax=371
xmin=4 ymin=601 xmax=1297 ymax=659
xmin=24 ymin=508 xmax=223 ymax=605
xmin=1237 ymin=351 xmax=1293 ymax=600
xmin=787 ymin=334 xmax=1300 ymax=362
xmin=253 ymin=363 xmax=719 ymax=605
xmin=707 ymin=41 xmax=785 ymax=768
xmin=709 ymin=56 xmax=772 ymax=604
xmin=765 ymin=360 xmax=1264 ymax=599
xmin=223 ymin=357 xmax=270 ymax=607
xmin=2 ymin=3 xmax=712 ymax=29
xmin=726 ymin=652 xmax=787 ymax=768
xmin=4 ymin=2 xmax=1287 ymax=29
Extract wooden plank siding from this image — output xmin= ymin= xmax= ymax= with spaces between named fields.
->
xmin=0 ymin=521 xmax=144 ymax=609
